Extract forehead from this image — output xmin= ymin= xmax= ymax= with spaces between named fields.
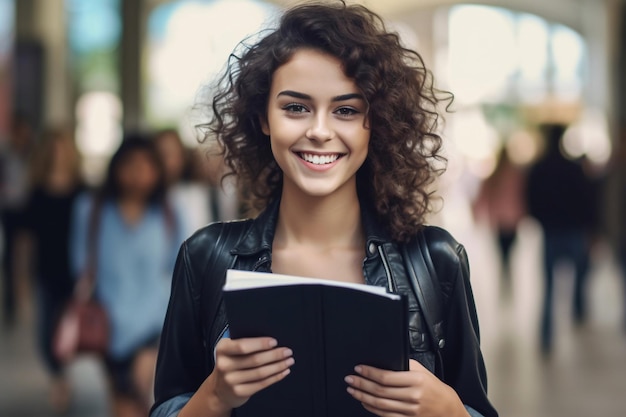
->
xmin=119 ymin=148 xmax=153 ymax=164
xmin=270 ymin=49 xmax=359 ymax=96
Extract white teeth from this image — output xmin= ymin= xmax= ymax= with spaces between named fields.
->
xmin=300 ymin=153 xmax=340 ymax=165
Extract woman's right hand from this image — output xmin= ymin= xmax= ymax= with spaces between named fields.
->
xmin=201 ymin=337 xmax=295 ymax=415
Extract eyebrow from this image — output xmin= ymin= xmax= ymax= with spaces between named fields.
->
xmin=276 ymin=90 xmax=364 ymax=102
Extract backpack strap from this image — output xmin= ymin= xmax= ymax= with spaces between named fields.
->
xmin=402 ymin=229 xmax=446 ymax=377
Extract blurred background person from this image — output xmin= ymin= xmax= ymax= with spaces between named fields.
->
xmin=614 ymin=139 xmax=626 ymax=332
xmin=189 ymin=144 xmax=242 ymax=222
xmin=473 ymin=149 xmax=527 ymax=296
xmin=153 ymin=129 xmax=187 ymax=191
xmin=526 ymin=123 xmax=596 ymax=355
xmin=22 ymin=126 xmax=84 ymax=413
xmin=153 ymin=128 xmax=206 ymax=237
xmin=154 ymin=126 xmax=243 ymax=227
xmin=0 ymin=112 xmax=34 ymax=327
xmin=70 ymin=134 xmax=185 ymax=417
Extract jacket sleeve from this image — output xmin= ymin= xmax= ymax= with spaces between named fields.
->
xmin=425 ymin=227 xmax=498 ymax=417
xmin=151 ymin=239 xmax=208 ymax=413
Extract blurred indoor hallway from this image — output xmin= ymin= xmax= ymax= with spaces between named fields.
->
xmin=1 ymin=216 xmax=626 ymax=417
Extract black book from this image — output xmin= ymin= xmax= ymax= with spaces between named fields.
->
xmin=223 ymin=269 xmax=409 ymax=417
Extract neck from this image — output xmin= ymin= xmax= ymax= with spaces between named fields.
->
xmin=117 ymin=195 xmax=149 ymax=225
xmin=274 ymin=182 xmax=363 ymax=250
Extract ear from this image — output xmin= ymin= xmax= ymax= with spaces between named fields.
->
xmin=260 ymin=116 xmax=270 ymax=136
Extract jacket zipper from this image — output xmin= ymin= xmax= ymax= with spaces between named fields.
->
xmin=253 ymin=254 xmax=271 ymax=271
xmin=377 ymin=245 xmax=396 ymax=293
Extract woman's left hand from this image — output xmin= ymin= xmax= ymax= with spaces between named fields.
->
xmin=345 ymin=359 xmax=469 ymax=417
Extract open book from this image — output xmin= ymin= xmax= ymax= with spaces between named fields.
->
xmin=223 ymin=269 xmax=408 ymax=417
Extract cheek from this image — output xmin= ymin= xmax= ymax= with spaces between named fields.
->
xmin=269 ymin=135 xmax=287 ymax=167
xmin=350 ymin=129 xmax=370 ymax=158
xmin=268 ymin=123 xmax=296 ymax=155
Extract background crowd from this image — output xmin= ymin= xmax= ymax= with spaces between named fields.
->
xmin=0 ymin=118 xmax=240 ymax=415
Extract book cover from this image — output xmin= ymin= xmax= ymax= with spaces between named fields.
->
xmin=223 ymin=269 xmax=409 ymax=417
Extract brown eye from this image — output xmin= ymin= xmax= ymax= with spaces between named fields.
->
xmin=283 ymin=103 xmax=308 ymax=113
xmin=335 ymin=107 xmax=358 ymax=117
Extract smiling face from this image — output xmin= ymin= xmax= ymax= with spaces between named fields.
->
xmin=262 ymin=48 xmax=370 ymax=200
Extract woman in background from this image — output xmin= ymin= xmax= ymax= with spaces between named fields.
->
xmin=24 ymin=127 xmax=83 ymax=413
xmin=473 ymin=150 xmax=526 ymax=294
xmin=154 ymin=128 xmax=241 ymax=230
xmin=70 ymin=135 xmax=185 ymax=417
xmin=153 ymin=128 xmax=207 ymax=236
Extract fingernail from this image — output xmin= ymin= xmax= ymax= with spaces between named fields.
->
xmin=269 ymin=339 xmax=278 ymax=347
xmin=344 ymin=376 xmax=354 ymax=384
xmin=286 ymin=357 xmax=295 ymax=366
xmin=283 ymin=348 xmax=293 ymax=357
xmin=346 ymin=387 xmax=355 ymax=395
xmin=354 ymin=366 xmax=362 ymax=374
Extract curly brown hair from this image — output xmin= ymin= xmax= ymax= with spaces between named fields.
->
xmin=201 ymin=1 xmax=450 ymax=242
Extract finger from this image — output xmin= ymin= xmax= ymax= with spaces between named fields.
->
xmin=221 ymin=347 xmax=293 ymax=372
xmin=353 ymin=365 xmax=414 ymax=388
xmin=229 ymin=367 xmax=292 ymax=399
xmin=225 ymin=356 xmax=295 ymax=386
xmin=217 ymin=337 xmax=278 ymax=356
xmin=346 ymin=385 xmax=417 ymax=415
xmin=345 ymin=374 xmax=417 ymax=402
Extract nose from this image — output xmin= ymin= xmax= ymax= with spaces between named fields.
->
xmin=305 ymin=114 xmax=333 ymax=142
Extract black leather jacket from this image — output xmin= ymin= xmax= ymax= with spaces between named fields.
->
xmin=152 ymin=199 xmax=498 ymax=417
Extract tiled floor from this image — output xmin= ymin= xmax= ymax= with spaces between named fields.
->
xmin=1 ymin=217 xmax=625 ymax=416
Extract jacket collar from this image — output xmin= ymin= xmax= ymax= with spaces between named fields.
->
xmin=231 ymin=198 xmax=280 ymax=256
xmin=231 ymin=195 xmax=391 ymax=257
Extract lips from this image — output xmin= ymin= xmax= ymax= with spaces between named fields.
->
xmin=297 ymin=152 xmax=344 ymax=165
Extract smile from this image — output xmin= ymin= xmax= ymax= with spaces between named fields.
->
xmin=297 ymin=152 xmax=343 ymax=165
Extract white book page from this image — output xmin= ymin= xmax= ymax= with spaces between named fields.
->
xmin=224 ymin=269 xmax=401 ymax=300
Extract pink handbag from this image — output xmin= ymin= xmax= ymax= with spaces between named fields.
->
xmin=53 ymin=296 xmax=109 ymax=362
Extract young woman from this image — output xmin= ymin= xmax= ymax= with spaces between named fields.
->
xmin=151 ymin=2 xmax=498 ymax=417
xmin=24 ymin=127 xmax=83 ymax=413
xmin=70 ymin=135 xmax=185 ymax=417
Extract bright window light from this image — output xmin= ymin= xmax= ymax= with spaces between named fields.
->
xmin=562 ymin=108 xmax=611 ymax=165
xmin=551 ymin=24 xmax=585 ymax=101
xmin=517 ymin=14 xmax=549 ymax=102
xmin=75 ymin=91 xmax=122 ymax=157
xmin=448 ymin=5 xmax=586 ymax=105
xmin=0 ymin=0 xmax=14 ymax=135
xmin=448 ymin=5 xmax=517 ymax=105
xmin=145 ymin=0 xmax=279 ymax=130
xmin=0 ymin=0 xmax=13 ymax=58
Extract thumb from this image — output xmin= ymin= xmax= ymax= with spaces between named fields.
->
xmin=409 ymin=359 xmax=430 ymax=373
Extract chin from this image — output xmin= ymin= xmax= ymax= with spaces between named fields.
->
xmin=282 ymin=172 xmax=357 ymax=200
xmin=293 ymin=180 xmax=352 ymax=199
